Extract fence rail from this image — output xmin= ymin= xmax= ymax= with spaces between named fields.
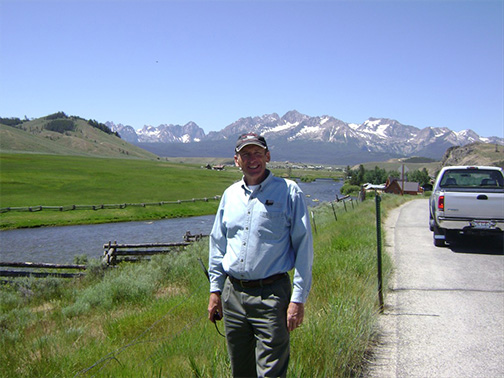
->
xmin=0 ymin=230 xmax=209 ymax=283
xmin=103 ymin=241 xmax=191 ymax=265
xmin=0 ymin=196 xmax=221 ymax=213
xmin=0 ymin=261 xmax=86 ymax=279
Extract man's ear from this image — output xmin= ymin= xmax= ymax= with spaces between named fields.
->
xmin=266 ymin=151 xmax=271 ymax=163
xmin=234 ymin=154 xmax=240 ymax=167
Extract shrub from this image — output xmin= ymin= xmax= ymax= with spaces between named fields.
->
xmin=0 ymin=117 xmax=23 ymax=127
xmin=63 ymin=261 xmax=159 ymax=317
xmin=44 ymin=119 xmax=75 ymax=133
xmin=340 ymin=183 xmax=360 ymax=195
xmin=73 ymin=254 xmax=88 ymax=265
xmin=45 ymin=112 xmax=68 ymax=120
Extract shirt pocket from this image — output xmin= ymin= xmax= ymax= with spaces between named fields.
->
xmin=256 ymin=210 xmax=287 ymax=241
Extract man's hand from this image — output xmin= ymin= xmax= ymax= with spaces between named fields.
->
xmin=208 ymin=291 xmax=223 ymax=323
xmin=287 ymin=302 xmax=304 ymax=332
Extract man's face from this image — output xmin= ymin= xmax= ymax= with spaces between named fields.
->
xmin=235 ymin=145 xmax=271 ymax=186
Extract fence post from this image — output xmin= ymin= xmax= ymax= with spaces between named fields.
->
xmin=331 ymin=202 xmax=337 ymax=221
xmin=375 ymin=193 xmax=384 ymax=313
xmin=311 ymin=211 xmax=317 ymax=235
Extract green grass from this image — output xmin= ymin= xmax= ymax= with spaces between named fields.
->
xmin=0 ymin=193 xmax=415 ymax=377
xmin=0 ymin=153 xmax=243 ymax=229
xmin=0 ymin=153 xmax=344 ymax=229
xmin=0 ymin=118 xmax=158 ymax=159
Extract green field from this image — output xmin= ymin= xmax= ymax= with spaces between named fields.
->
xmin=0 ymin=151 xmax=419 ymax=377
xmin=0 ymin=153 xmax=345 ymax=229
xmin=0 ymin=153 xmax=243 ymax=229
xmin=0 ymin=191 xmax=414 ymax=377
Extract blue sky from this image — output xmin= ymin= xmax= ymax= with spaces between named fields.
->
xmin=1 ymin=0 xmax=503 ymax=138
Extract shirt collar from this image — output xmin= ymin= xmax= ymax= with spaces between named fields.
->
xmin=241 ymin=169 xmax=273 ymax=193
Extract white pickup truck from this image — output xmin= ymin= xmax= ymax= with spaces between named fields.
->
xmin=429 ymin=165 xmax=504 ymax=247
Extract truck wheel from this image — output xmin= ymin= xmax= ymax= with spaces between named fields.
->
xmin=433 ymin=225 xmax=446 ymax=247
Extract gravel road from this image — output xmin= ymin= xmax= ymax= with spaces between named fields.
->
xmin=366 ymin=198 xmax=504 ymax=377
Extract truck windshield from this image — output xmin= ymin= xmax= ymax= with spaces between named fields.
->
xmin=439 ymin=169 xmax=504 ymax=188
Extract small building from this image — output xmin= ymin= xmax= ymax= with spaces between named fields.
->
xmin=385 ymin=177 xmax=422 ymax=195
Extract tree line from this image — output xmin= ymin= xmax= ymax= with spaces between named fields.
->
xmin=341 ymin=164 xmax=431 ymax=195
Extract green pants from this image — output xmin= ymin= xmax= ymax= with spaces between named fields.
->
xmin=222 ymin=275 xmax=291 ymax=378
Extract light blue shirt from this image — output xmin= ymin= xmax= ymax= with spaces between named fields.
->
xmin=209 ymin=170 xmax=314 ymax=303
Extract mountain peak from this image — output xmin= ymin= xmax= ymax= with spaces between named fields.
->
xmin=110 ymin=111 xmax=504 ymax=163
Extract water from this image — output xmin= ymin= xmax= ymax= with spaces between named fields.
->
xmin=296 ymin=178 xmax=344 ymax=204
xmin=0 ymin=216 xmax=216 ymax=264
xmin=0 ymin=179 xmax=342 ymax=263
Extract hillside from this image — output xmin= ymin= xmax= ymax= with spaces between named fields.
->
xmin=439 ymin=142 xmax=504 ymax=168
xmin=354 ymin=142 xmax=504 ymax=177
xmin=0 ymin=114 xmax=158 ymax=159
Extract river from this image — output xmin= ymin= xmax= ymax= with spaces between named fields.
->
xmin=0 ymin=179 xmax=343 ymax=264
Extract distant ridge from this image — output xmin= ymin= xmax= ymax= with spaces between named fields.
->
xmin=107 ymin=110 xmax=503 ymax=165
xmin=3 ymin=111 xmax=502 ymax=165
xmin=0 ymin=113 xmax=158 ymax=159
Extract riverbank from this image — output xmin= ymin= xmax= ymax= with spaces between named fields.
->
xmin=0 ymin=194 xmax=415 ymax=377
xmin=0 ymin=152 xmax=344 ymax=230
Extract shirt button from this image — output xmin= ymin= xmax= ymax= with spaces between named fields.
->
xmin=243 ymin=242 xmax=246 ymax=246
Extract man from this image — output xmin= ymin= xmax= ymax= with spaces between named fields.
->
xmin=207 ymin=132 xmax=314 ymax=377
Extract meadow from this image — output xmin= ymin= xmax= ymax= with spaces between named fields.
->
xmin=0 ymin=153 xmax=242 ymax=229
xmin=0 ymin=192 xmax=413 ymax=377
xmin=0 ymin=153 xmax=344 ymax=229
xmin=0 ymin=152 xmax=416 ymax=376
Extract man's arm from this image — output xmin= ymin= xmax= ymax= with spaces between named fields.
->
xmin=289 ymin=189 xmax=314 ymax=304
xmin=208 ymin=198 xmax=227 ymax=322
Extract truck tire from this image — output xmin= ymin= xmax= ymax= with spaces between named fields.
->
xmin=433 ymin=224 xmax=446 ymax=247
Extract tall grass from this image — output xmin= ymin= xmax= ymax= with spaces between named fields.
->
xmin=0 ymin=194 xmax=414 ymax=377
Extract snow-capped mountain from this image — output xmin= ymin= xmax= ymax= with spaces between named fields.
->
xmin=105 ymin=122 xmax=139 ymax=144
xmin=107 ymin=121 xmax=205 ymax=144
xmin=107 ymin=111 xmax=503 ymax=163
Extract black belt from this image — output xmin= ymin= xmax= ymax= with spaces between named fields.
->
xmin=229 ymin=273 xmax=288 ymax=288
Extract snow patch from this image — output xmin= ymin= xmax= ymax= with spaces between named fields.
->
xmin=374 ymin=124 xmax=390 ymax=138
xmin=364 ymin=119 xmax=381 ymax=128
xmin=295 ymin=125 xmax=323 ymax=137
xmin=265 ymin=122 xmax=299 ymax=133
xmin=320 ymin=117 xmax=330 ymax=125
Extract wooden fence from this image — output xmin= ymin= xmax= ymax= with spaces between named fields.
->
xmin=0 ymin=261 xmax=86 ymax=280
xmin=0 ymin=196 xmax=221 ymax=213
xmin=0 ymin=232 xmax=209 ymax=283
xmin=102 ymin=232 xmax=208 ymax=265
xmin=102 ymin=241 xmax=189 ymax=265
